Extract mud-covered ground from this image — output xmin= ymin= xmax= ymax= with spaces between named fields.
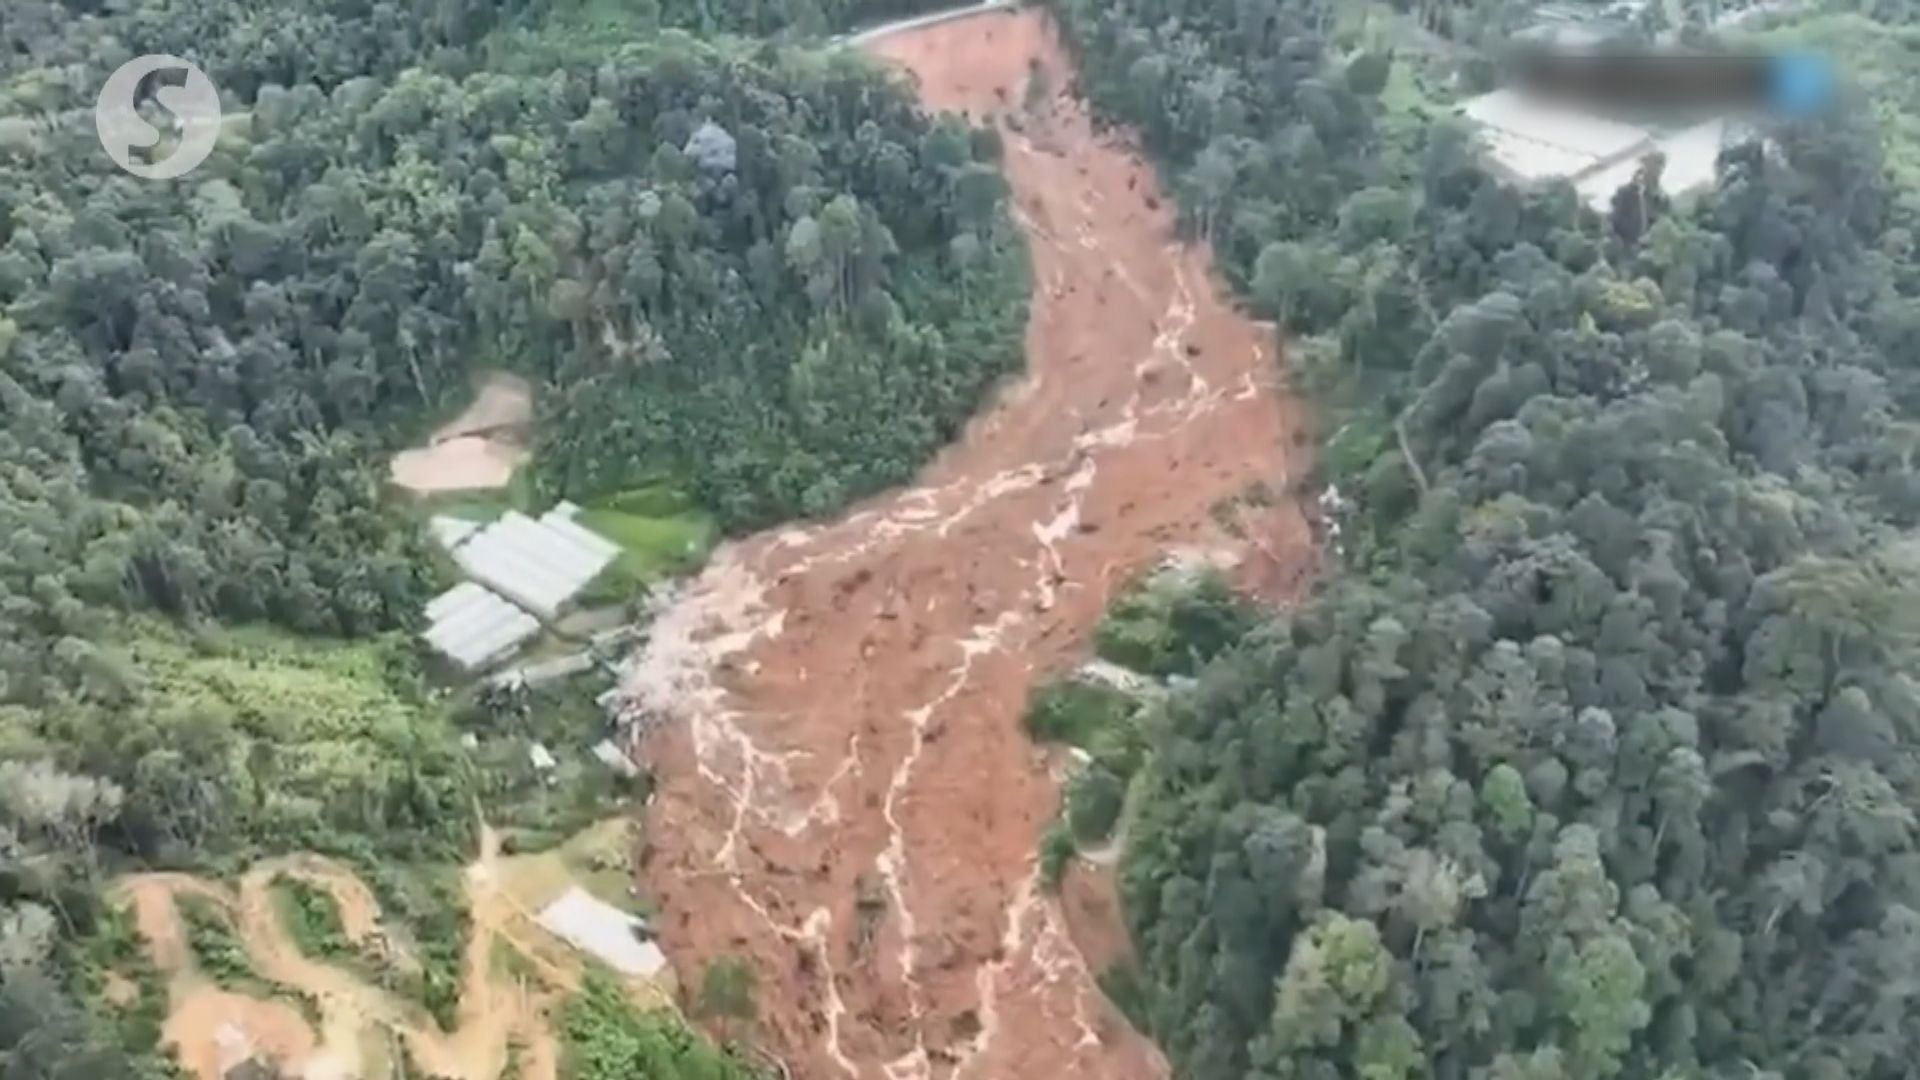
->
xmin=622 ymin=10 xmax=1316 ymax=1079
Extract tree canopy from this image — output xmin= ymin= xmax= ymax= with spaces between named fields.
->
xmin=1055 ymin=0 xmax=1920 ymax=1076
xmin=1 ymin=0 xmax=1026 ymax=1070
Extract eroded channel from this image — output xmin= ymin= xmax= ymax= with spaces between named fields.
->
xmin=621 ymin=10 xmax=1317 ymax=1078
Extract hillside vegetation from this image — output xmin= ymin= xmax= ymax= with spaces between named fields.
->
xmin=0 ymin=0 xmax=1025 ymax=1073
xmin=1054 ymin=0 xmax=1920 ymax=1076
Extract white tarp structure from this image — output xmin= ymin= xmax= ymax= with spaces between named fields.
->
xmin=420 ymin=503 xmax=620 ymax=671
xmin=1460 ymin=90 xmax=1651 ymax=183
xmin=592 ymin=739 xmax=640 ymax=777
xmin=1575 ymin=119 xmax=1727 ymax=210
xmin=448 ymin=505 xmax=621 ymax=619
xmin=536 ymin=887 xmax=666 ymax=977
xmin=423 ymin=582 xmax=541 ymax=672
xmin=528 ymin=741 xmax=558 ymax=771
xmin=429 ymin=515 xmax=481 ymax=550
xmin=1460 ymin=92 xmax=1728 ymax=210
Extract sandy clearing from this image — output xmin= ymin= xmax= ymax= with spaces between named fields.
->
xmin=116 ymin=823 xmax=658 ymax=1080
xmin=120 ymin=876 xmax=326 ymax=1080
xmin=619 ymin=9 xmax=1317 ymax=1080
xmin=436 ymin=372 xmax=533 ymax=443
xmin=391 ymin=371 xmax=534 ymax=495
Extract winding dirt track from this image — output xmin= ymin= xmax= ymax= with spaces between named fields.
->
xmin=623 ymin=10 xmax=1315 ymax=1080
xmin=121 ymin=829 xmax=560 ymax=1080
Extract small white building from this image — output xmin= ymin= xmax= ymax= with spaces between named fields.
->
xmin=529 ymin=741 xmax=558 ymax=771
xmin=592 ymin=739 xmax=640 ymax=777
xmin=537 ymin=887 xmax=667 ymax=977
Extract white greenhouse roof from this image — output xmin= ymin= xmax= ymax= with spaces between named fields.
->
xmin=423 ymin=582 xmax=541 ymax=672
xmin=537 ymin=887 xmax=666 ymax=976
xmin=449 ymin=509 xmax=619 ymax=619
xmin=429 ymin=515 xmax=481 ymax=550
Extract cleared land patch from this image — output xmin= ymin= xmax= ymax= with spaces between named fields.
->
xmin=392 ymin=372 xmax=534 ymax=495
xmin=111 ymin=820 xmax=676 ymax=1080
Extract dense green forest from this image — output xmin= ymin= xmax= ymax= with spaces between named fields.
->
xmin=0 ymin=0 xmax=1025 ymax=1072
xmin=1054 ymin=0 xmax=1920 ymax=1076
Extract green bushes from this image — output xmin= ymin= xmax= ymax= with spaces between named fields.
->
xmin=1023 ymin=681 xmax=1135 ymax=748
xmin=561 ymin=973 xmax=762 ymax=1079
xmin=1092 ymin=572 xmax=1255 ymax=677
xmin=353 ymin=862 xmax=470 ymax=1030
xmin=1061 ymin=0 xmax=1920 ymax=1072
xmin=1064 ymin=765 xmax=1125 ymax=845
xmin=1023 ymin=676 xmax=1148 ymax=781
xmin=0 ymin=0 xmax=1027 ymax=1070
xmin=1037 ymin=820 xmax=1077 ymax=891
xmin=178 ymin=898 xmax=253 ymax=987
xmin=272 ymin=878 xmax=357 ymax=965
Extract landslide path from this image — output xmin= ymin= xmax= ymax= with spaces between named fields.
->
xmin=622 ymin=9 xmax=1315 ymax=1080
xmin=119 ymin=828 xmax=561 ymax=1080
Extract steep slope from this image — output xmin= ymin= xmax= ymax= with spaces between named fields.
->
xmin=619 ymin=9 xmax=1316 ymax=1079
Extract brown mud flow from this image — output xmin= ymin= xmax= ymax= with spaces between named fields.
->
xmin=622 ymin=9 xmax=1316 ymax=1080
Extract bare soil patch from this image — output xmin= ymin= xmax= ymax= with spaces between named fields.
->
xmin=116 ymin=822 xmax=655 ymax=1080
xmin=390 ymin=371 xmax=534 ymax=495
xmin=1058 ymin=860 xmax=1136 ymax=982
xmin=620 ymin=10 xmax=1316 ymax=1080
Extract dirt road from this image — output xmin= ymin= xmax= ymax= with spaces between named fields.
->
xmin=120 ymin=829 xmax=561 ymax=1080
xmin=621 ymin=9 xmax=1314 ymax=1080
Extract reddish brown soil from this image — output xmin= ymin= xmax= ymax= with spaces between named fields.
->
xmin=1058 ymin=861 xmax=1136 ymax=984
xmin=623 ymin=9 xmax=1315 ymax=1080
xmin=118 ymin=835 xmax=568 ymax=1080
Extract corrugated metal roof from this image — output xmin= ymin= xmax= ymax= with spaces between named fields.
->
xmin=422 ymin=582 xmax=541 ymax=671
xmin=452 ymin=510 xmax=618 ymax=618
